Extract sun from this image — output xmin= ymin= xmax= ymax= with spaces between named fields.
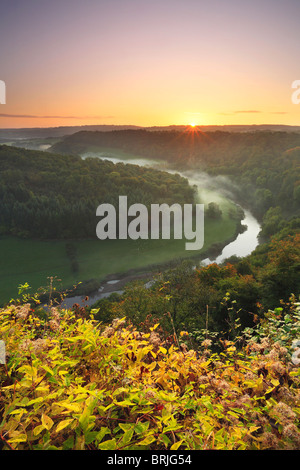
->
xmin=190 ymin=123 xmax=196 ymax=128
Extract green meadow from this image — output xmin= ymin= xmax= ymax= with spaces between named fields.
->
xmin=0 ymin=196 xmax=239 ymax=304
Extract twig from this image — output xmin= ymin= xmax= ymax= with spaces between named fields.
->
xmin=0 ymin=432 xmax=14 ymax=450
xmin=167 ymin=312 xmax=180 ymax=349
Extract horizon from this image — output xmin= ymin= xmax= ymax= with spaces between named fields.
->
xmin=1 ymin=0 xmax=300 ymax=129
xmin=1 ymin=122 xmax=300 ymax=132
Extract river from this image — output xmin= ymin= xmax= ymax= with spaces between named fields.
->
xmin=61 ymin=151 xmax=261 ymax=309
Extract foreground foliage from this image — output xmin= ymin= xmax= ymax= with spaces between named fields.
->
xmin=0 ymin=298 xmax=299 ymax=451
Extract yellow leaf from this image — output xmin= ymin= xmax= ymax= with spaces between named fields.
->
xmin=248 ymin=426 xmax=261 ymax=434
xmin=41 ymin=413 xmax=54 ymax=430
xmin=56 ymin=402 xmax=82 ymax=413
xmin=137 ymin=435 xmax=156 ymax=446
xmin=42 ymin=365 xmax=54 ymax=376
xmin=8 ymin=433 xmax=27 ymax=444
xmin=159 ymin=346 xmax=167 ymax=355
xmin=33 ymin=425 xmax=45 ymax=436
xmin=270 ymin=378 xmax=280 ymax=387
xmin=75 ymin=435 xmax=85 ymax=450
xmin=27 ymin=397 xmax=44 ymax=406
xmin=170 ymin=440 xmax=183 ymax=450
xmin=9 ymin=408 xmax=26 ymax=416
xmin=56 ymin=419 xmax=74 ymax=433
xmin=147 ymin=361 xmax=157 ymax=371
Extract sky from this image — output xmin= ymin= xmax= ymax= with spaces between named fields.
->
xmin=0 ymin=0 xmax=299 ymax=128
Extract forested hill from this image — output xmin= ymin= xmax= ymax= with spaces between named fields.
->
xmin=51 ymin=129 xmax=300 ymax=166
xmin=51 ymin=129 xmax=300 ymax=235
xmin=0 ymin=145 xmax=195 ymax=239
xmin=1 ymin=124 xmax=300 ymax=142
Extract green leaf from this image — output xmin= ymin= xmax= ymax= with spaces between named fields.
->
xmin=96 ymin=427 xmax=111 ymax=444
xmin=159 ymin=433 xmax=171 ymax=447
xmin=202 ymin=398 xmax=214 ymax=413
xmin=62 ymin=436 xmax=74 ymax=450
xmin=119 ymin=428 xmax=134 ymax=447
xmin=85 ymin=431 xmax=99 ymax=445
xmin=134 ymin=422 xmax=150 ymax=434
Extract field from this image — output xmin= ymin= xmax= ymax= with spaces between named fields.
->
xmin=0 ymin=195 xmax=239 ymax=304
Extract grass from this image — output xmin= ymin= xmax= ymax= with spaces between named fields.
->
xmin=0 ymin=198 xmax=238 ymax=304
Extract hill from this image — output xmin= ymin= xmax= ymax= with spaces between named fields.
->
xmin=51 ymin=128 xmax=300 ymax=167
xmin=0 ymin=145 xmax=195 ymax=239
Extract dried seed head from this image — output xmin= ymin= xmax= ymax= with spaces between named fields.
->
xmin=149 ymin=331 xmax=161 ymax=347
xmin=273 ymin=402 xmax=296 ymax=422
xmin=201 ymin=339 xmax=212 ymax=348
xmin=50 ymin=307 xmax=60 ymax=321
xmin=282 ymin=423 xmax=300 ymax=441
xmin=49 ymin=319 xmax=59 ymax=331
xmin=261 ymin=431 xmax=278 ymax=449
xmin=101 ymin=326 xmax=114 ymax=338
xmin=15 ymin=303 xmax=31 ymax=320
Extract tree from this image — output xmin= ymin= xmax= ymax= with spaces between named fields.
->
xmin=258 ymin=234 xmax=300 ymax=307
xmin=206 ymin=202 xmax=222 ymax=219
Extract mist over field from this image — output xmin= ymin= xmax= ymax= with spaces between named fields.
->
xmin=177 ymin=171 xmax=239 ymax=204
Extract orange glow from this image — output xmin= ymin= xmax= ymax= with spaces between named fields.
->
xmin=0 ymin=2 xmax=299 ymax=129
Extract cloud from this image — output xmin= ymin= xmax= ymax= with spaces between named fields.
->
xmin=219 ymin=110 xmax=287 ymax=116
xmin=218 ymin=110 xmax=261 ymax=115
xmin=0 ymin=113 xmax=114 ymax=119
xmin=234 ymin=110 xmax=261 ymax=114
